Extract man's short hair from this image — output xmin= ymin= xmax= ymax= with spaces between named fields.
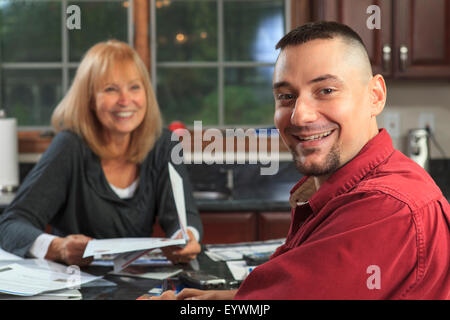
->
xmin=276 ymin=21 xmax=367 ymax=51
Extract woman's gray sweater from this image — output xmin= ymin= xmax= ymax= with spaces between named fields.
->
xmin=0 ymin=129 xmax=202 ymax=257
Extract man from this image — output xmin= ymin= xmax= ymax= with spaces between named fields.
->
xmin=156 ymin=22 xmax=450 ymax=300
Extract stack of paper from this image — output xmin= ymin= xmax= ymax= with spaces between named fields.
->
xmin=0 ymin=261 xmax=100 ymax=297
xmin=0 ymin=288 xmax=82 ymax=300
xmin=109 ymin=265 xmax=183 ymax=280
xmin=0 ymin=247 xmax=22 ymax=261
xmin=83 ymin=237 xmax=186 ymax=273
xmin=204 ymin=239 xmax=284 ymax=262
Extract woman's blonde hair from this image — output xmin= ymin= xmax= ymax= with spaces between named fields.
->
xmin=51 ymin=40 xmax=162 ymax=163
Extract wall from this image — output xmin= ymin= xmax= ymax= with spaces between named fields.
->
xmin=379 ymin=80 xmax=450 ymax=159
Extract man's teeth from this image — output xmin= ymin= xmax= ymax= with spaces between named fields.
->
xmin=115 ymin=111 xmax=134 ymax=118
xmin=298 ymin=130 xmax=333 ymax=141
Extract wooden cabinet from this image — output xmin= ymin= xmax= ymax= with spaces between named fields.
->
xmin=200 ymin=212 xmax=257 ymax=244
xmin=152 ymin=211 xmax=292 ymax=244
xmin=296 ymin=0 xmax=450 ymax=79
xmin=258 ymin=212 xmax=291 ymax=241
xmin=393 ymin=0 xmax=450 ymax=78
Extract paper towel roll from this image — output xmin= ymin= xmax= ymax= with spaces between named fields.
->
xmin=0 ymin=118 xmax=19 ymax=191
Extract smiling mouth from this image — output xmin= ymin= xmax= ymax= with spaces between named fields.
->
xmin=295 ymin=129 xmax=335 ymax=142
xmin=113 ymin=111 xmax=135 ymax=118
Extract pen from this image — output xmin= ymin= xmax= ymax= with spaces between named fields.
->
xmin=162 ymin=279 xmax=168 ymax=292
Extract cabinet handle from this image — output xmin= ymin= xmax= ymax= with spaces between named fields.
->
xmin=382 ymin=45 xmax=391 ymax=72
xmin=399 ymin=45 xmax=408 ymax=72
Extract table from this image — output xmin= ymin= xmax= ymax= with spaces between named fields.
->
xmin=79 ymin=249 xmax=236 ymax=300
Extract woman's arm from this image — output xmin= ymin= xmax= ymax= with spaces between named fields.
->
xmin=0 ymin=131 xmax=76 ymax=257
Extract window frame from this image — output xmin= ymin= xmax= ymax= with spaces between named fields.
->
xmin=0 ymin=0 xmax=134 ymax=130
xmin=149 ymin=0 xmax=291 ymax=128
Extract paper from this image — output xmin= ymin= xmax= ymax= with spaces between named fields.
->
xmin=113 ymin=249 xmax=150 ymax=273
xmin=205 ymin=239 xmax=284 ymax=262
xmin=91 ymin=249 xmax=172 ymax=267
xmin=110 ymin=266 xmax=183 ymax=280
xmin=226 ymin=260 xmax=252 ymax=281
xmin=83 ymin=237 xmax=186 ymax=258
xmin=0 ymin=289 xmax=82 ymax=300
xmin=168 ymin=162 xmax=189 ymax=240
xmin=0 ymin=263 xmax=100 ymax=296
xmin=0 ymin=247 xmax=23 ymax=261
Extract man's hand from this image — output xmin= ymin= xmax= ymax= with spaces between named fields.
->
xmin=161 ymin=229 xmax=201 ymax=264
xmin=151 ymin=289 xmax=237 ymax=300
xmin=45 ymin=234 xmax=93 ymax=266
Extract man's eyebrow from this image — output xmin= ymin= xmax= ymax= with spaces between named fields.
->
xmin=308 ymin=74 xmax=343 ymax=84
xmin=272 ymin=81 xmax=293 ymax=90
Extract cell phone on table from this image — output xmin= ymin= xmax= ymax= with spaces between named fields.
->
xmin=178 ymin=270 xmax=226 ymax=290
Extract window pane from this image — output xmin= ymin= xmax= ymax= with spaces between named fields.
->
xmin=1 ymin=69 xmax=62 ymax=126
xmin=156 ymin=0 xmax=217 ymax=62
xmin=224 ymin=67 xmax=274 ymax=125
xmin=0 ymin=0 xmax=61 ymax=62
xmin=68 ymin=1 xmax=129 ymax=62
xmin=224 ymin=0 xmax=284 ymax=62
xmin=157 ymin=67 xmax=218 ymax=125
xmin=69 ymin=68 xmax=78 ymax=87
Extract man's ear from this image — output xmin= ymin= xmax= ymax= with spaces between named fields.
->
xmin=369 ymin=74 xmax=386 ymax=117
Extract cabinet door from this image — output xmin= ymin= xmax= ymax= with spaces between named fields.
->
xmin=313 ymin=0 xmax=393 ymax=77
xmin=151 ymin=212 xmax=257 ymax=244
xmin=258 ymin=212 xmax=291 ymax=241
xmin=394 ymin=0 xmax=450 ymax=78
xmin=200 ymin=212 xmax=257 ymax=244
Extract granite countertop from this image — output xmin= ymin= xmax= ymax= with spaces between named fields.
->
xmin=194 ymin=181 xmax=293 ymax=212
xmin=0 ymin=186 xmax=293 ymax=213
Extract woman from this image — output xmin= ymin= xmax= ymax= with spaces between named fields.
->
xmin=0 ymin=40 xmax=202 ymax=266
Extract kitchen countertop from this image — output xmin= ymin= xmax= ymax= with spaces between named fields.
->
xmin=196 ymin=197 xmax=290 ymax=212
xmin=0 ymin=185 xmax=293 ymax=213
xmin=195 ymin=181 xmax=293 ymax=212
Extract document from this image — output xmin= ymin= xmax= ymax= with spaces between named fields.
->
xmin=110 ymin=265 xmax=183 ymax=280
xmin=0 ymin=262 xmax=100 ymax=296
xmin=83 ymin=237 xmax=186 ymax=273
xmin=226 ymin=260 xmax=251 ymax=281
xmin=168 ymin=162 xmax=189 ymax=240
xmin=83 ymin=237 xmax=186 ymax=258
xmin=0 ymin=247 xmax=22 ymax=261
xmin=90 ymin=249 xmax=172 ymax=267
xmin=204 ymin=239 xmax=285 ymax=262
xmin=0 ymin=288 xmax=82 ymax=300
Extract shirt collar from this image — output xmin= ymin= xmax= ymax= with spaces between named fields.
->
xmin=289 ymin=129 xmax=395 ymax=214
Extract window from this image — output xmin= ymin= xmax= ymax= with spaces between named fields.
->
xmin=151 ymin=0 xmax=289 ymax=127
xmin=0 ymin=0 xmax=133 ymax=127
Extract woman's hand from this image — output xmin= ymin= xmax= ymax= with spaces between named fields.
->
xmin=45 ymin=234 xmax=93 ymax=266
xmin=151 ymin=289 xmax=237 ymax=300
xmin=161 ymin=229 xmax=201 ymax=264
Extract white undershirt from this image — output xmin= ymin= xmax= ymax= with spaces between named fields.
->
xmin=108 ymin=178 xmax=139 ymax=199
xmin=28 ymin=178 xmax=199 ymax=259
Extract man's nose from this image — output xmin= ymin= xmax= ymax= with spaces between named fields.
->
xmin=290 ymin=98 xmax=318 ymax=126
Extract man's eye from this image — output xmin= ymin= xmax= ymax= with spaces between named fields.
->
xmin=277 ymin=93 xmax=295 ymax=100
xmin=320 ymin=88 xmax=334 ymax=95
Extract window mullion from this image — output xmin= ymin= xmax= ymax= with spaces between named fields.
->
xmin=218 ymin=0 xmax=224 ymax=126
xmin=150 ymin=0 xmax=157 ymax=89
xmin=62 ymin=0 xmax=69 ymax=94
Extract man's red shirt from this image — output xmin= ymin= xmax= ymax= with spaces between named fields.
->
xmin=235 ymin=129 xmax=450 ymax=299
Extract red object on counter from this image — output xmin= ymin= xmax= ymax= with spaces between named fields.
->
xmin=168 ymin=121 xmax=186 ymax=133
